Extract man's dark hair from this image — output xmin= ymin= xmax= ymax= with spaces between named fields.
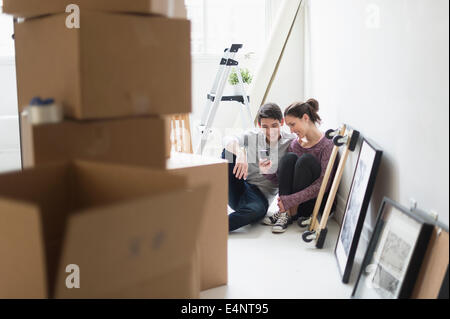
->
xmin=257 ymin=103 xmax=283 ymax=125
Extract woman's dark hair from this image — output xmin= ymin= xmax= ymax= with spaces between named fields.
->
xmin=257 ymin=102 xmax=283 ymax=124
xmin=284 ymin=98 xmax=321 ymax=124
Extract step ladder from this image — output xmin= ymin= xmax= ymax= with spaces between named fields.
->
xmin=196 ymin=44 xmax=254 ymax=155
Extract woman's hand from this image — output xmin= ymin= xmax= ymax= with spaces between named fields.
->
xmin=259 ymin=159 xmax=272 ymax=175
xmin=277 ymin=197 xmax=287 ymax=212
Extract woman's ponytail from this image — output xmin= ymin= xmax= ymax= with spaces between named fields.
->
xmin=284 ymin=98 xmax=322 ymax=124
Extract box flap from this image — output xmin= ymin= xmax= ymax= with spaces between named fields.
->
xmin=0 ymin=199 xmax=48 ymax=298
xmin=0 ymin=162 xmax=74 ymax=297
xmin=167 ymin=152 xmax=228 ymax=170
xmin=53 ymin=185 xmax=209 ymax=298
xmin=2 ymin=0 xmax=186 ymax=19
xmin=69 ymin=160 xmax=186 ymax=210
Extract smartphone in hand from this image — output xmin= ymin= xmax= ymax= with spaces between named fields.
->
xmin=259 ymin=149 xmax=272 ymax=174
xmin=259 ymin=149 xmax=270 ymax=163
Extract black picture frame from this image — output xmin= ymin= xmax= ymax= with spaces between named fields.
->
xmin=352 ymin=197 xmax=434 ymax=299
xmin=334 ymin=137 xmax=383 ymax=283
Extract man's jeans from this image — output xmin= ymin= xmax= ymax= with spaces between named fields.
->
xmin=222 ymin=149 xmax=269 ymax=232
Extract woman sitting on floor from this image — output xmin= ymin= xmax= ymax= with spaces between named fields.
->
xmin=260 ymin=98 xmax=337 ymax=233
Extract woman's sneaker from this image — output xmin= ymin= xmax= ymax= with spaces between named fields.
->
xmin=262 ymin=211 xmax=283 ymax=226
xmin=272 ymin=212 xmax=292 ymax=233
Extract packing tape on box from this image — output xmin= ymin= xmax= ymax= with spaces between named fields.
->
xmin=22 ymin=97 xmax=63 ymax=125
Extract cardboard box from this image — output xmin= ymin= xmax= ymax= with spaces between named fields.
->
xmin=14 ymin=12 xmax=191 ymax=119
xmin=167 ymin=152 xmax=229 ymax=291
xmin=2 ymin=0 xmax=187 ymax=19
xmin=20 ymin=115 xmax=171 ymax=169
xmin=0 ymin=161 xmax=208 ymax=298
xmin=412 ymin=228 xmax=449 ymax=299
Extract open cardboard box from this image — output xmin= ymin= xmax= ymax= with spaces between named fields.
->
xmin=20 ymin=115 xmax=171 ymax=169
xmin=13 ymin=12 xmax=191 ymax=119
xmin=2 ymin=0 xmax=187 ymax=19
xmin=0 ymin=161 xmax=208 ymax=299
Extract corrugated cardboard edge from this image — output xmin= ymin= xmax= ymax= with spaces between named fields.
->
xmin=0 ymin=198 xmax=48 ymax=298
xmin=19 ymin=111 xmax=35 ymax=168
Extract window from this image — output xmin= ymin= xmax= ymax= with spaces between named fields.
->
xmin=0 ymin=0 xmax=15 ymax=57
xmin=185 ymin=0 xmax=276 ymax=56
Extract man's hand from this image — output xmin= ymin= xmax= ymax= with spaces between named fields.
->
xmin=233 ymin=149 xmax=248 ymax=180
xmin=277 ymin=197 xmax=287 ymax=212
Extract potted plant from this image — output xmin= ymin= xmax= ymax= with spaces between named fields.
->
xmin=228 ymin=68 xmax=252 ymax=96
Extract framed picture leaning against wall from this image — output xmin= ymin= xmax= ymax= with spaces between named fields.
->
xmin=335 ymin=137 xmax=383 ymax=283
xmin=352 ymin=197 xmax=434 ymax=299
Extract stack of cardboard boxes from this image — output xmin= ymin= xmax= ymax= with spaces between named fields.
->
xmin=12 ymin=0 xmax=190 ymax=169
xmin=0 ymin=0 xmax=228 ymax=298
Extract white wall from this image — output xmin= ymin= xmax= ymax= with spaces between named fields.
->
xmin=264 ymin=0 xmax=305 ymax=111
xmin=304 ymin=0 xmax=449 ymax=241
xmin=0 ymin=56 xmax=21 ymax=173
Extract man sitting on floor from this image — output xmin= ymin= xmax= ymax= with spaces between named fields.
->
xmin=222 ymin=103 xmax=295 ymax=232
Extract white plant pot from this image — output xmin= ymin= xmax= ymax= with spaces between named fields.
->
xmin=228 ymin=84 xmax=249 ymax=96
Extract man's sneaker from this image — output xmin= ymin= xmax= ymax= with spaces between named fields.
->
xmin=262 ymin=211 xmax=283 ymax=226
xmin=272 ymin=212 xmax=292 ymax=233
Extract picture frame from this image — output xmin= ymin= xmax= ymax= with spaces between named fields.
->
xmin=335 ymin=137 xmax=383 ymax=283
xmin=352 ymin=197 xmax=434 ymax=299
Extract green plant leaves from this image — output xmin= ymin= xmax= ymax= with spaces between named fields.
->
xmin=228 ymin=68 xmax=253 ymax=86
